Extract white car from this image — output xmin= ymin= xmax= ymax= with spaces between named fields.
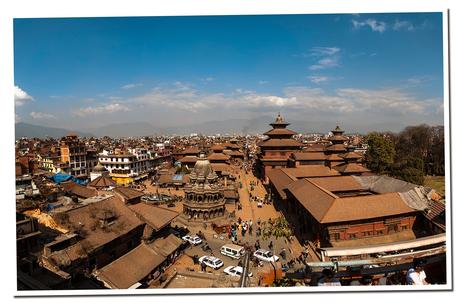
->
xmin=223 ymin=266 xmax=253 ymax=277
xmin=253 ymin=249 xmax=279 ymax=262
xmin=182 ymin=235 xmax=202 ymax=245
xmin=199 ymin=256 xmax=224 ymax=269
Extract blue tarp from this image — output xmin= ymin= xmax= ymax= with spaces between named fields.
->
xmin=48 ymin=172 xmax=87 ymax=185
xmin=172 ymin=174 xmax=183 ymax=181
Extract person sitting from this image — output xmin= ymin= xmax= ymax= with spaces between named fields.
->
xmin=317 ymin=268 xmax=341 ymax=286
xmin=406 ymin=259 xmax=430 ymax=285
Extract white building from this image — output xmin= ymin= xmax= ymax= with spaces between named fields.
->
xmin=98 ymin=148 xmax=158 ymax=184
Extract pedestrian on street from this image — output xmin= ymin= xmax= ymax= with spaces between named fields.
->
xmin=280 ymin=248 xmax=286 ymax=260
xmin=249 ymin=225 xmax=253 ymax=235
xmin=257 ymin=218 xmax=261 ymax=225
xmin=268 ymin=241 xmax=274 ymax=251
xmin=201 ymin=262 xmax=207 ymax=272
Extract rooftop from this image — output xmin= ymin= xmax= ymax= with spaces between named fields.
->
xmin=128 ymin=203 xmax=179 ymax=231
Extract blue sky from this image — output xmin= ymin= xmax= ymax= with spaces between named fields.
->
xmin=14 ymin=13 xmax=444 ymax=133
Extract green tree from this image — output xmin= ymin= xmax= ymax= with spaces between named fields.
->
xmin=395 ymin=124 xmax=444 ymax=176
xmin=364 ymin=132 xmax=396 ymax=174
xmin=261 ymin=217 xmax=292 ymax=241
xmin=392 ymin=156 xmax=425 ymax=185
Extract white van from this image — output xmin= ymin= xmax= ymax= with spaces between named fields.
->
xmin=220 ymin=244 xmax=246 ymax=259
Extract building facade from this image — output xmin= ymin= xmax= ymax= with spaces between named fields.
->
xmin=59 ymin=134 xmax=88 ymax=178
xmin=98 ymin=148 xmax=158 ymax=184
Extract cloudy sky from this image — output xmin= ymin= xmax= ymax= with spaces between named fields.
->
xmin=14 ymin=13 xmax=444 ymax=133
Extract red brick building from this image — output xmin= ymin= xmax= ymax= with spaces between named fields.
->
xmin=285 ymin=177 xmax=418 ymax=246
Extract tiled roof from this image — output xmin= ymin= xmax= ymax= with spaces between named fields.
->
xmin=326 ymin=144 xmax=347 ymax=152
xmin=280 ymin=166 xmax=340 ymax=178
xmin=263 ymin=128 xmax=297 ymax=136
xmin=59 ymin=196 xmax=144 ymax=252
xmin=340 ymin=152 xmax=363 ymax=159
xmin=61 ymin=181 xmax=97 ymax=199
xmin=113 ymin=187 xmax=144 ymax=202
xmin=88 ymin=175 xmax=116 ymax=188
xmin=180 ymin=156 xmax=198 ymax=163
xmin=292 ymin=152 xmax=326 ymax=161
xmin=128 ymin=203 xmax=179 ymax=231
xmin=149 ymin=234 xmax=183 ymax=257
xmin=287 ymin=179 xmax=417 ymax=224
xmin=210 ymin=163 xmax=231 ymax=172
xmin=266 ymin=169 xmax=297 ymax=200
xmin=210 ymin=145 xmax=224 ymax=151
xmin=207 ymin=153 xmax=230 ymax=161
xmin=333 ymin=163 xmax=371 ymax=174
xmin=258 ymin=138 xmax=304 ymax=148
xmin=94 ymin=243 xmax=165 ymax=289
xmin=307 ymin=176 xmax=365 ymax=192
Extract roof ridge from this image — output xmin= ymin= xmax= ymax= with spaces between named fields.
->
xmin=279 ymin=168 xmax=298 ymax=181
xmin=303 ymin=179 xmax=339 ymax=199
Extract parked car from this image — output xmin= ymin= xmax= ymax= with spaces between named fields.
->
xmin=253 ymin=249 xmax=279 ymax=262
xmin=182 ymin=234 xmax=203 ymax=245
xmin=223 ymin=266 xmax=253 ymax=277
xmin=220 ymin=244 xmax=246 ymax=259
xmin=198 ymin=256 xmax=224 ymax=269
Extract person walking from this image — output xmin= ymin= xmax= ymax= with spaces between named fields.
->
xmin=268 ymin=241 xmax=274 ymax=251
xmin=201 ymin=261 xmax=207 ymax=272
xmin=255 ymin=240 xmax=260 ymax=251
xmin=406 ymin=259 xmax=430 ymax=285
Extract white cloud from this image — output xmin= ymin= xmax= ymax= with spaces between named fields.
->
xmin=352 ymin=19 xmax=386 ymax=33
xmin=308 ymin=76 xmax=329 ymax=84
xmin=393 ymin=20 xmax=415 ymax=31
xmin=310 ymin=47 xmax=340 ymax=56
xmin=309 ymin=56 xmax=340 ymax=70
xmin=121 ymin=83 xmax=143 ymax=89
xmin=308 ymin=47 xmax=341 ymax=71
xmin=406 ymin=76 xmax=434 ymax=86
xmin=67 ymin=81 xmax=441 ymax=130
xmin=15 ymin=114 xmax=22 ymax=123
xmin=282 ymin=86 xmax=440 ymax=116
xmin=15 ymin=86 xmax=34 ymax=106
xmin=74 ymin=103 xmax=130 ymax=116
xmin=201 ymin=77 xmax=214 ymax=82
xmin=30 ymin=112 xmax=56 ymax=120
xmin=258 ymin=80 xmax=269 ymax=85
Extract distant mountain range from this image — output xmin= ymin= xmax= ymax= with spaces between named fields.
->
xmin=15 ymin=122 xmax=94 ymax=139
xmin=16 ymin=118 xmax=415 ymax=139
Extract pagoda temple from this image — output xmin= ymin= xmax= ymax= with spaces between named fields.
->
xmin=182 ymin=153 xmax=226 ymax=220
xmin=325 ymin=125 xmax=348 ymax=168
xmin=257 ymin=114 xmax=304 ymax=182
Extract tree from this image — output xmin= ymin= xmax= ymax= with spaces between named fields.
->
xmin=261 ymin=217 xmax=292 ymax=241
xmin=395 ymin=124 xmax=444 ymax=176
xmin=391 ymin=156 xmax=425 ymax=185
xmin=364 ymin=132 xmax=396 ymax=174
